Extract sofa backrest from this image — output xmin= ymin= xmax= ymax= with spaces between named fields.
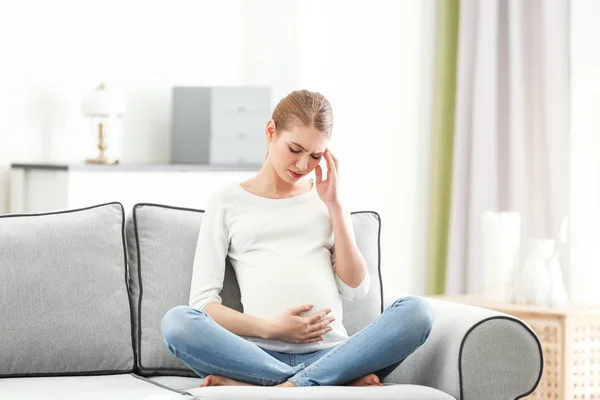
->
xmin=0 ymin=201 xmax=382 ymax=379
xmin=126 ymin=203 xmax=382 ymax=377
xmin=0 ymin=203 xmax=134 ymax=378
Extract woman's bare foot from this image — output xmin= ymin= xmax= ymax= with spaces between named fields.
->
xmin=276 ymin=381 xmax=297 ymax=387
xmin=200 ymin=376 xmax=297 ymax=388
xmin=200 ymin=375 xmax=254 ymax=387
xmin=347 ymin=373 xmax=384 ymax=386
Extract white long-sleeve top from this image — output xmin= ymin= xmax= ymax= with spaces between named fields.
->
xmin=188 ymin=180 xmax=371 ymax=353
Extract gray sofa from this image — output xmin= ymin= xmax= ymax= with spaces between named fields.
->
xmin=0 ymin=202 xmax=543 ymax=399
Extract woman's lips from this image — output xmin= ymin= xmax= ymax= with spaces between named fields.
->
xmin=288 ymin=170 xmax=304 ymax=178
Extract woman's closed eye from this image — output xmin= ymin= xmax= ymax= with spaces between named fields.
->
xmin=289 ymin=146 xmax=322 ymax=160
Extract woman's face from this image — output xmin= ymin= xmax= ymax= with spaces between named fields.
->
xmin=266 ymin=120 xmax=329 ymax=184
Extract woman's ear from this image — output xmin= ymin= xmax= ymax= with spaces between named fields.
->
xmin=266 ymin=120 xmax=276 ymax=142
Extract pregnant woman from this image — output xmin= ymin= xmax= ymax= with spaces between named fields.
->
xmin=160 ymin=89 xmax=434 ymax=388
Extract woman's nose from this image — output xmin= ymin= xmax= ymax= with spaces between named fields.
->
xmin=295 ymin=156 xmax=309 ymax=171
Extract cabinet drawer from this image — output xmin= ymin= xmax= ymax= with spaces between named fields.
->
xmin=211 ymin=113 xmax=267 ymax=139
xmin=210 ymin=87 xmax=271 ymax=115
xmin=210 ymin=136 xmax=266 ymax=165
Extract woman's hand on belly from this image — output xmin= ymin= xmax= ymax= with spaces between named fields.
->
xmin=264 ymin=304 xmax=336 ymax=344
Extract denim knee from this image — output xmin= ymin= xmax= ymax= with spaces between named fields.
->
xmin=161 ymin=305 xmax=207 ymax=347
xmin=391 ymin=296 xmax=435 ymax=341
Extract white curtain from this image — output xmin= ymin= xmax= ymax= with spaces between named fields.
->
xmin=570 ymin=0 xmax=600 ymax=304
xmin=446 ymin=0 xmax=570 ymax=295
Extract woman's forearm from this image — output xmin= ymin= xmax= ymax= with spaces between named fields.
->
xmin=203 ymin=302 xmax=274 ymax=339
xmin=327 ymin=201 xmax=369 ymax=287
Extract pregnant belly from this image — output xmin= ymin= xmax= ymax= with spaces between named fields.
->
xmin=234 ymin=259 xmax=343 ymax=321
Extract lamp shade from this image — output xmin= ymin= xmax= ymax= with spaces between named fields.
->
xmin=81 ymin=82 xmax=126 ymax=118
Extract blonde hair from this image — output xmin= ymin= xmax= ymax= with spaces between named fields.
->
xmin=265 ymin=90 xmax=333 ymax=159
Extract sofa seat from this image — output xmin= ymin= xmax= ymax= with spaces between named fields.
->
xmin=145 ymin=375 xmax=457 ymax=399
xmin=0 ymin=373 xmax=456 ymax=400
xmin=182 ymin=384 xmax=456 ymax=399
xmin=0 ymin=374 xmax=187 ymax=400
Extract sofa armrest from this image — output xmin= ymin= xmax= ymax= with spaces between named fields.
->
xmin=383 ymin=298 xmax=543 ymax=399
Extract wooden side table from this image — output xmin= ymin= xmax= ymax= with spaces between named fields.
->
xmin=429 ymin=295 xmax=600 ymax=400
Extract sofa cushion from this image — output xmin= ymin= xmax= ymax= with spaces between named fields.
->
xmin=0 ymin=373 xmax=455 ymax=400
xmin=126 ymin=203 xmax=382 ymax=377
xmin=0 ymin=373 xmax=185 ymax=400
xmin=144 ymin=376 xmax=456 ymax=399
xmin=0 ymin=202 xmax=134 ymax=377
xmin=126 ymin=205 xmax=215 ymax=377
xmin=183 ymin=384 xmax=456 ymax=399
xmin=341 ymin=211 xmax=383 ymax=334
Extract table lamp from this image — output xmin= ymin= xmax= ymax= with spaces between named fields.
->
xmin=81 ymin=82 xmax=126 ymax=164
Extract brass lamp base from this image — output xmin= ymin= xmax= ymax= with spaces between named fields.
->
xmin=85 ymin=121 xmax=120 ymax=165
xmin=86 ymin=156 xmax=119 ymax=165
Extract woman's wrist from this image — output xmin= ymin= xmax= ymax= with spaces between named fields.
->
xmin=325 ymin=200 xmax=343 ymax=212
xmin=260 ymin=318 xmax=279 ymax=340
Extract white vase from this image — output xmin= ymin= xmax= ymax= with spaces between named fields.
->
xmin=518 ymin=238 xmax=561 ymax=307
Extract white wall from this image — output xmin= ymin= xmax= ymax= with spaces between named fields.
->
xmin=0 ymin=0 xmax=434 ymax=299
xmin=570 ymin=0 xmax=600 ymax=303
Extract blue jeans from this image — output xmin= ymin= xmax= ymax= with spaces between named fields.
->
xmin=160 ymin=296 xmax=434 ymax=387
